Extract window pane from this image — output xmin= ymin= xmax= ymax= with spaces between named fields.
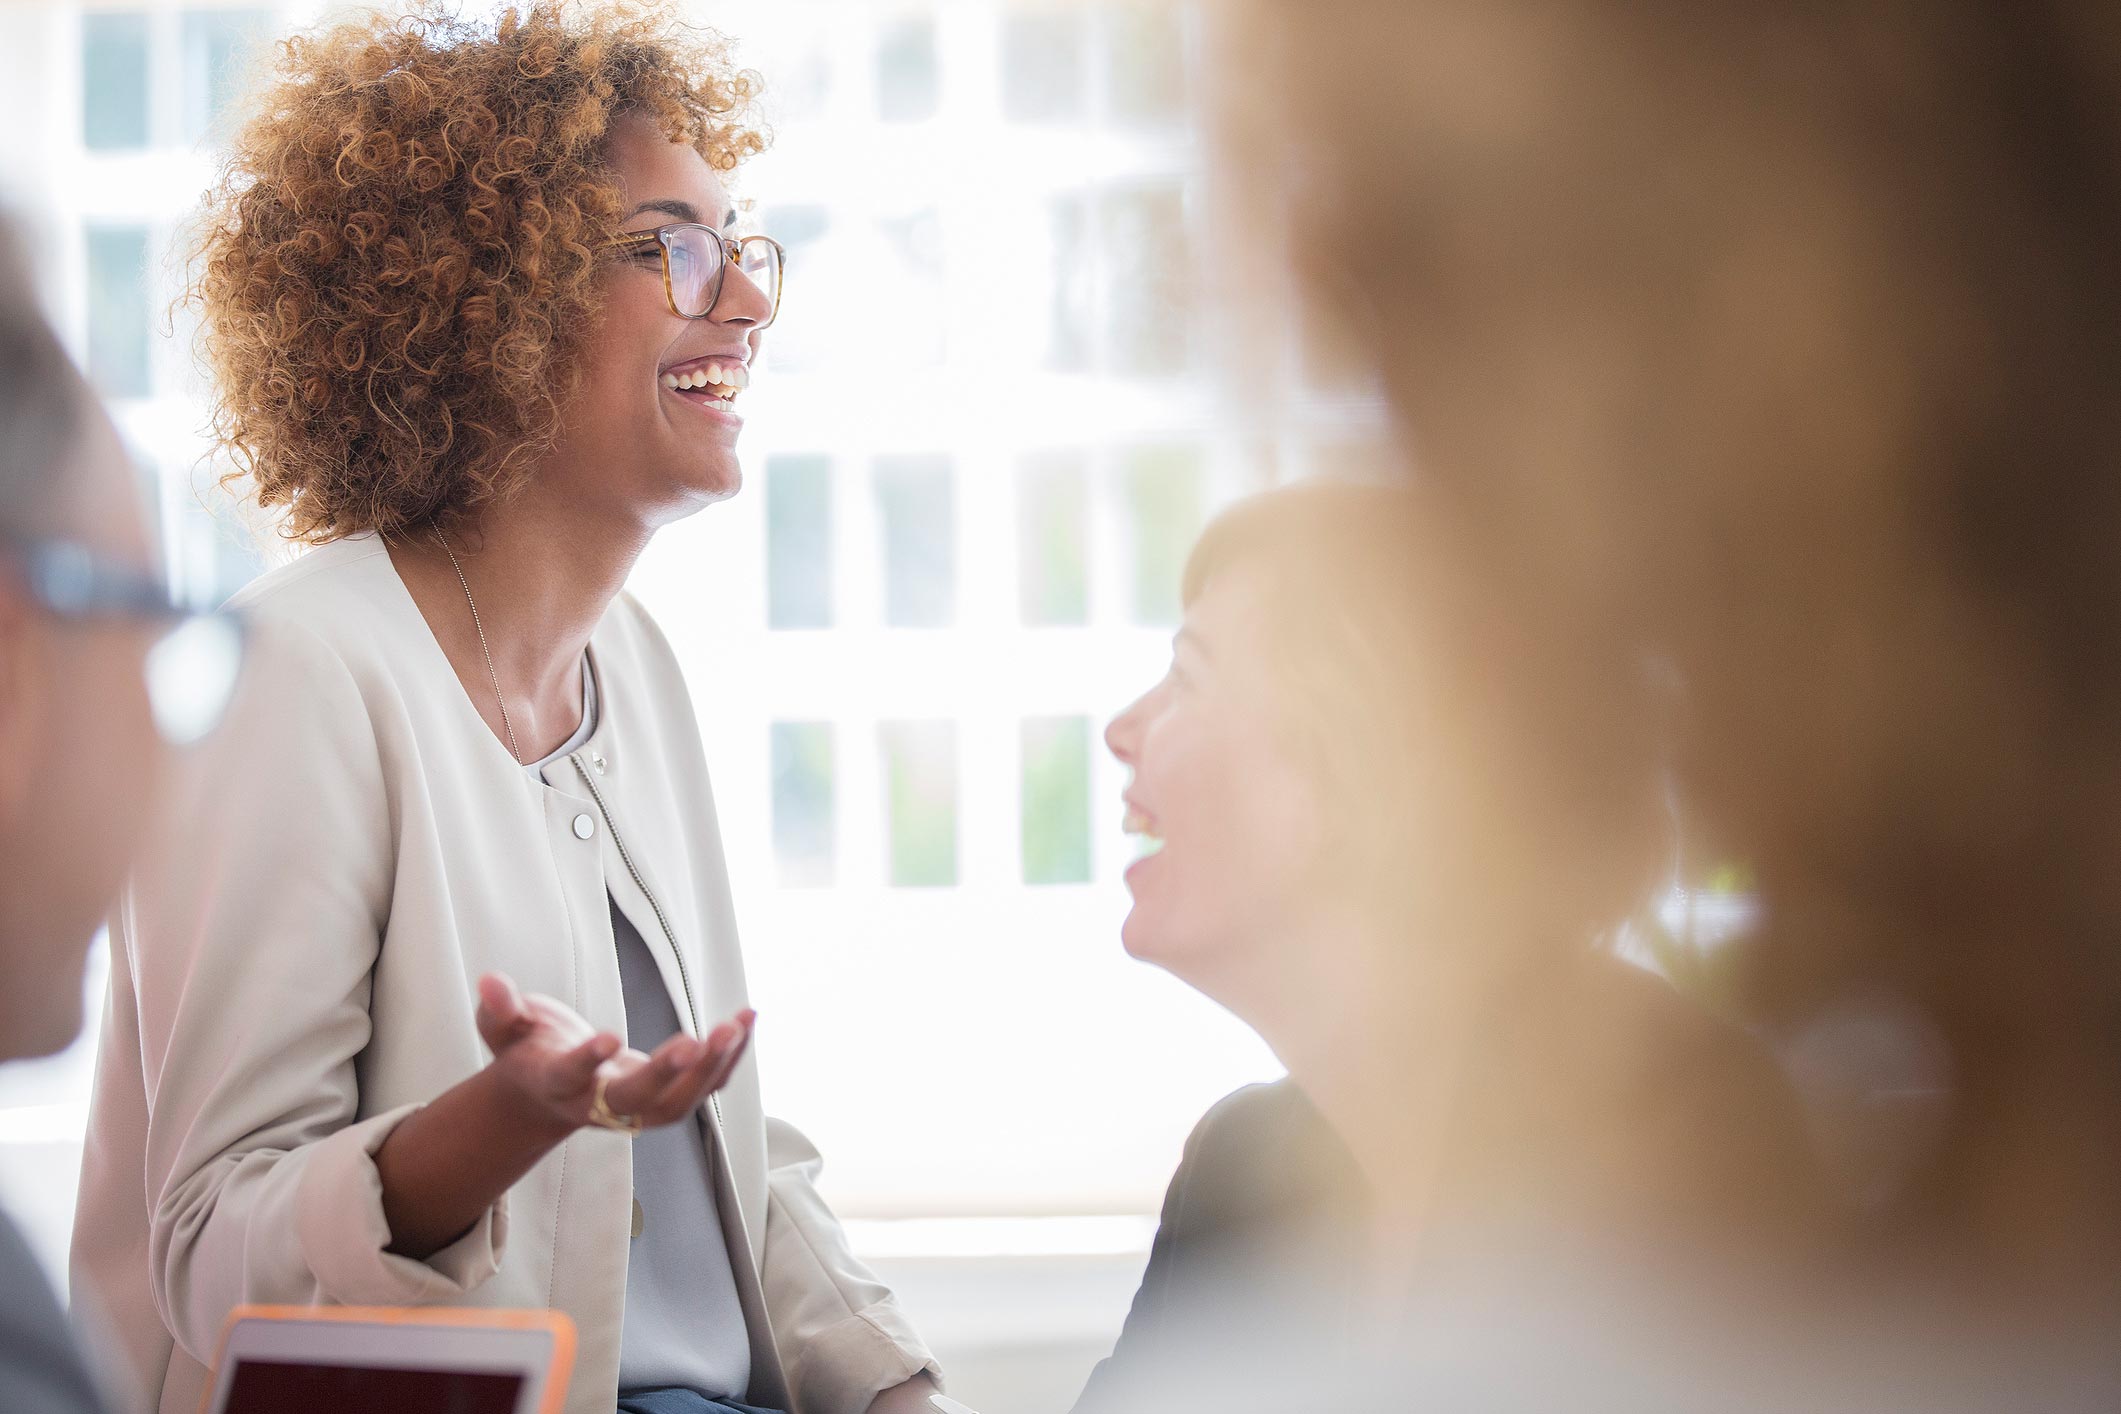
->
xmin=760 ymin=204 xmax=830 ymax=373
xmin=772 ymin=722 xmax=837 ymax=888
xmin=1002 ymin=8 xmax=1085 ymax=123
xmin=181 ymin=9 xmax=271 ymax=146
xmin=86 ymin=227 xmax=151 ymax=399
xmin=879 ymin=208 xmax=946 ymax=366
xmin=1104 ymin=2 xmax=1187 ymax=128
xmin=1018 ymin=452 xmax=1088 ymax=626
xmin=83 ymin=12 xmax=151 ymax=151
xmin=877 ymin=14 xmax=939 ymax=123
xmin=881 ymin=720 xmax=957 ymax=887
xmin=1122 ymin=443 xmax=1206 ymax=626
xmin=766 ymin=204 xmax=830 ymax=252
xmin=1047 ymin=193 xmax=1093 ymax=372
xmin=767 ymin=455 xmax=834 ymax=629
xmin=875 ymin=455 xmax=956 ymax=628
xmin=1022 ymin=716 xmax=1092 ymax=885
xmin=1104 ymin=184 xmax=1192 ymax=376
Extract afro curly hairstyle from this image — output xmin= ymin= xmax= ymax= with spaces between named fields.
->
xmin=188 ymin=1 xmax=766 ymax=544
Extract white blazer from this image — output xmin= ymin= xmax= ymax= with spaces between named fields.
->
xmin=71 ymin=536 xmax=936 ymax=1414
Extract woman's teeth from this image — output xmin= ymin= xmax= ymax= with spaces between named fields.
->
xmin=1123 ymin=809 xmax=1166 ymax=858
xmin=660 ymin=361 xmax=749 ymax=399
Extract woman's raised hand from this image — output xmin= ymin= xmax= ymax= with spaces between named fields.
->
xmin=474 ymin=972 xmax=755 ymax=1137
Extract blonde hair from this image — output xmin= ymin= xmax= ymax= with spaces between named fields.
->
xmin=1217 ymin=0 xmax=2121 ymax=1277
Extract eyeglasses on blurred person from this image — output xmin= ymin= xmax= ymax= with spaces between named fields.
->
xmin=0 ymin=216 xmax=183 ymax=1414
xmin=0 ymin=537 xmax=245 ymax=747
xmin=69 ymin=8 xmax=940 ymax=1414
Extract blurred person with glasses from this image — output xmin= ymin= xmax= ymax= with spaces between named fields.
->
xmin=70 ymin=9 xmax=939 ymax=1414
xmin=0 ymin=217 xmax=240 ymax=1414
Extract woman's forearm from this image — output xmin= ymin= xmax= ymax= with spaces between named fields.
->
xmin=375 ymin=1063 xmax=576 ymax=1259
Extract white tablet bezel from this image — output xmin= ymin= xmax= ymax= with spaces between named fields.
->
xmin=203 ymin=1306 xmax=573 ymax=1414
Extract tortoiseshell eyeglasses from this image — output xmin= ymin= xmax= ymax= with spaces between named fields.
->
xmin=605 ymin=223 xmax=785 ymax=329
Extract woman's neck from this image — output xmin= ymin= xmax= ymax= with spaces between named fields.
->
xmin=391 ymin=480 xmax=651 ymax=760
xmin=1235 ymin=909 xmax=1481 ymax=1248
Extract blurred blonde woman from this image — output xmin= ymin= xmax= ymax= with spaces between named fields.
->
xmin=1204 ymin=0 xmax=2121 ymax=1407
xmin=1076 ymin=481 xmax=1819 ymax=1414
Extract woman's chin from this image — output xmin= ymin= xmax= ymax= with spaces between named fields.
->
xmin=1119 ymin=910 xmax=1155 ymax=961
xmin=1119 ymin=906 xmax=1187 ymax=968
xmin=687 ymin=455 xmax=743 ymax=503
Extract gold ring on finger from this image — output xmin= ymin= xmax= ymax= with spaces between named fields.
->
xmin=588 ymin=1072 xmax=644 ymax=1136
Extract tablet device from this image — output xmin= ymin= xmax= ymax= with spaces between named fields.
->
xmin=203 ymin=1305 xmax=575 ymax=1414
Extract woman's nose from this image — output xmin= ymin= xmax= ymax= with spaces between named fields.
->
xmin=712 ymin=260 xmax=774 ymax=328
xmin=1106 ymin=696 xmax=1144 ymax=767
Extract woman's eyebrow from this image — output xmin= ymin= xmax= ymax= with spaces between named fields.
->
xmin=621 ymin=199 xmax=740 ymax=232
xmin=624 ymin=197 xmax=703 ymax=223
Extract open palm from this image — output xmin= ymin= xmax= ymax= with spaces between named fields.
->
xmin=474 ymin=972 xmax=754 ymax=1134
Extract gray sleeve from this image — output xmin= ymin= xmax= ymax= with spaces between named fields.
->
xmin=0 ymin=1209 xmax=109 ymax=1414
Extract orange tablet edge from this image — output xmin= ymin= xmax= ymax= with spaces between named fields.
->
xmin=202 ymin=1304 xmax=578 ymax=1414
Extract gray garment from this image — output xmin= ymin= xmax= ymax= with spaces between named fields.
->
xmin=0 ymin=1206 xmax=107 ymax=1414
xmin=523 ymin=656 xmax=750 ymax=1397
xmin=609 ymin=899 xmax=753 ymax=1399
xmin=522 ymin=652 xmax=598 ymax=779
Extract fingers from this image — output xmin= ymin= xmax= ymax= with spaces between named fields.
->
xmin=652 ymin=1012 xmax=755 ymax=1117
xmin=600 ymin=1033 xmax=698 ymax=1118
xmin=555 ymin=1021 xmax=619 ymax=1093
xmin=648 ymin=1022 xmax=736 ymax=1115
xmin=474 ymin=973 xmax=532 ymax=1052
xmin=599 ymin=1012 xmax=757 ymax=1127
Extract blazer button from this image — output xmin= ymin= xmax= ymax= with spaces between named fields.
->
xmin=572 ymin=813 xmax=595 ymax=840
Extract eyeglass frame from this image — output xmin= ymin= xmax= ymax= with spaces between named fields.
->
xmin=1 ymin=534 xmax=248 ymax=745
xmin=3 ymin=535 xmax=187 ymax=623
xmin=604 ymin=223 xmax=787 ymax=329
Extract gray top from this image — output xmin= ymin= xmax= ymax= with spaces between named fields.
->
xmin=608 ymin=901 xmax=753 ymax=1397
xmin=529 ymin=659 xmax=752 ymax=1398
xmin=1 ymin=1205 xmax=107 ymax=1414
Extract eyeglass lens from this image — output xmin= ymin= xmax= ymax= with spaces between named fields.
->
xmin=663 ymin=228 xmax=781 ymax=324
xmin=144 ymin=614 xmax=245 ymax=746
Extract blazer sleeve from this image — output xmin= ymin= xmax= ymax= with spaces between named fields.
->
xmin=121 ymin=617 xmax=505 ymax=1366
xmin=758 ymin=1117 xmax=940 ymax=1414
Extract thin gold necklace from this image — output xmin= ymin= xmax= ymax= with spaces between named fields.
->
xmin=432 ymin=528 xmax=523 ymax=765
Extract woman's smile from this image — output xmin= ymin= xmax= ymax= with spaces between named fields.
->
xmin=659 ymin=353 xmax=749 ymax=429
xmin=1122 ymin=798 xmax=1166 ymax=887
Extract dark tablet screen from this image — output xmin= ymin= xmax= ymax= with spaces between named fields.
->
xmin=221 ymin=1359 xmax=525 ymax=1414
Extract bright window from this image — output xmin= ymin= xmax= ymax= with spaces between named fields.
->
xmin=767 ymin=454 xmax=835 ymax=630
xmin=875 ymin=455 xmax=956 ymax=629
xmin=881 ymin=720 xmax=959 ymax=887
xmin=1022 ymin=716 xmax=1093 ymax=885
xmin=82 ymin=12 xmax=150 ymax=151
xmin=771 ymin=721 xmax=838 ymax=888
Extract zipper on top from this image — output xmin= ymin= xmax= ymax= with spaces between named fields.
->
xmin=568 ymin=750 xmax=745 ymax=1193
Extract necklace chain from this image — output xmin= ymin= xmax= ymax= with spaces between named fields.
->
xmin=433 ymin=529 xmax=523 ymax=765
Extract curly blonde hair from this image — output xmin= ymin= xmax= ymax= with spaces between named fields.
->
xmin=190 ymin=1 xmax=765 ymax=544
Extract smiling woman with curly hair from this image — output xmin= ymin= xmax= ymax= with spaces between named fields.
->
xmin=73 ymin=9 xmax=943 ymax=1414
xmin=193 ymin=2 xmax=765 ymax=542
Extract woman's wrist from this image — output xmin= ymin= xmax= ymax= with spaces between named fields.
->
xmin=478 ymin=1059 xmax=582 ymax=1151
xmin=379 ymin=1061 xmax=581 ymax=1259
